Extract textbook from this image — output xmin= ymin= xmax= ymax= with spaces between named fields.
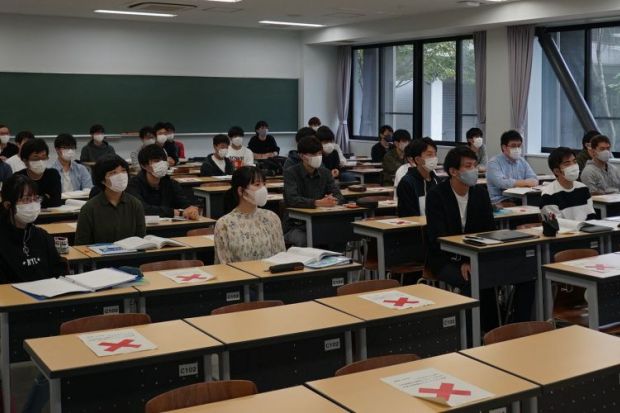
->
xmin=11 ymin=268 xmax=139 ymax=299
xmin=556 ymin=218 xmax=615 ymax=234
xmin=265 ymin=247 xmax=348 ymax=267
xmin=88 ymin=235 xmax=185 ymax=255
xmin=48 ymin=199 xmax=87 ymax=212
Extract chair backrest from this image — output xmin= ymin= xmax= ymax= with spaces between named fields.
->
xmin=483 ymin=321 xmax=555 ymax=345
xmin=145 ymin=380 xmax=258 ymax=413
xmin=337 ymin=279 xmax=400 ymax=296
xmin=211 ymin=300 xmax=284 ymax=315
xmin=335 ymin=353 xmax=420 ymax=376
xmin=186 ymin=227 xmax=214 ymax=237
xmin=516 ymin=222 xmax=541 ymax=229
xmin=60 ymin=313 xmax=152 ymax=335
xmin=139 ymin=260 xmax=204 ymax=273
xmin=553 ymin=248 xmax=598 ymax=263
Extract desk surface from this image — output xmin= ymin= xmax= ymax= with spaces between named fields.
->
xmin=317 ymin=284 xmax=477 ymax=322
xmin=352 ymin=216 xmax=426 ymax=231
xmin=164 ymin=386 xmax=348 ymax=413
xmin=229 ymin=260 xmax=361 ymax=280
xmin=592 ymin=194 xmax=620 ymax=204
xmin=61 ymin=246 xmax=91 ymax=263
xmin=172 ymin=235 xmax=215 ymax=249
xmin=461 ymin=325 xmax=620 ymax=386
xmin=543 ymin=252 xmax=620 ymax=280
xmin=186 ymin=301 xmax=362 ymax=345
xmin=136 ymin=264 xmax=257 ymax=294
xmin=74 ymin=243 xmax=190 ymax=259
xmin=341 ymin=187 xmax=394 ymax=197
xmin=40 ymin=216 xmax=215 ymax=236
xmin=287 ymin=206 xmax=368 ymax=216
xmin=307 ymin=352 xmax=538 ymax=413
xmin=193 ymin=182 xmax=283 ymax=194
xmin=25 ymin=320 xmax=222 ymax=378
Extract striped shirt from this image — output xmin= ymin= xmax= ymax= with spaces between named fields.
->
xmin=540 ymin=180 xmax=596 ymax=221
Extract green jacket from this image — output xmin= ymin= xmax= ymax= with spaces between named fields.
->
xmin=576 ymin=149 xmax=591 ymax=172
xmin=381 ymin=147 xmax=406 ymax=186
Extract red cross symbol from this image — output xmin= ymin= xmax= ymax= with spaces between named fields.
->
xmin=98 ymin=339 xmax=141 ymax=352
xmin=384 ymin=297 xmax=419 ymax=307
xmin=177 ymin=273 xmax=206 ymax=282
xmin=585 ymin=264 xmax=614 ymax=271
xmin=418 ymin=382 xmax=471 ymax=401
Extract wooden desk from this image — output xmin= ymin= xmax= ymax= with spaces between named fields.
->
xmin=36 ymin=209 xmax=80 ymax=223
xmin=135 ymin=264 xmax=259 ymax=321
xmin=493 ymin=205 xmax=540 ymax=229
xmin=287 ymin=206 xmax=368 ymax=247
xmin=174 ymin=175 xmax=282 ymax=187
xmin=25 ymin=320 xmax=223 ymax=413
xmin=502 ymin=187 xmax=543 ymax=206
xmin=543 ymin=253 xmax=620 ymax=329
xmin=341 ymin=186 xmax=394 ymax=199
xmin=347 ymin=168 xmax=382 ymax=184
xmin=0 ymin=283 xmax=139 ymax=412
xmin=317 ymin=284 xmax=478 ymax=359
xmin=307 ymin=352 xmax=539 ymax=413
xmin=592 ymin=194 xmax=620 ymax=219
xmin=230 ymin=260 xmax=362 ymax=303
xmin=186 ymin=301 xmax=362 ymax=391
xmin=461 ymin=325 xmax=620 ymax=412
xmin=164 ymin=386 xmax=348 ymax=413
xmin=193 ymin=183 xmax=284 ymax=218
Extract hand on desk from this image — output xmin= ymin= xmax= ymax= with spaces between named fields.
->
xmin=175 ymin=206 xmax=200 ymax=220
xmin=460 ymin=262 xmax=471 ymax=281
xmin=331 ymin=169 xmax=340 ymax=178
xmin=315 ymin=195 xmax=338 ymax=208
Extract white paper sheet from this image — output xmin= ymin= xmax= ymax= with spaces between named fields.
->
xmin=159 ymin=268 xmax=215 ymax=284
xmin=79 ymin=328 xmax=157 ymax=357
xmin=359 ymin=290 xmax=434 ymax=310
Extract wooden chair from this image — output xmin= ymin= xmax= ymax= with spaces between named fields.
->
xmin=335 ymin=353 xmax=420 ymax=376
xmin=60 ymin=313 xmax=152 ymax=335
xmin=516 ymin=222 xmax=541 ymax=230
xmin=139 ymin=259 xmax=204 ymax=273
xmin=337 ymin=279 xmax=400 ymax=296
xmin=416 ymin=264 xmax=447 ymax=290
xmin=145 ymin=380 xmax=258 ymax=413
xmin=211 ymin=300 xmax=284 ymax=315
xmin=186 ymin=227 xmax=214 ymax=236
xmin=483 ymin=321 xmax=555 ymax=345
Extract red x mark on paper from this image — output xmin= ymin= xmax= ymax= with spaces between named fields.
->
xmin=585 ymin=264 xmax=614 ymax=271
xmin=419 ymin=382 xmax=471 ymax=401
xmin=98 ymin=339 xmax=141 ymax=352
xmin=384 ymin=297 xmax=419 ymax=307
xmin=177 ymin=274 xmax=206 ymax=282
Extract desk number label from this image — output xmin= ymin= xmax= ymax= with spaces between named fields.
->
xmin=324 ymin=338 xmax=341 ymax=352
xmin=525 ymin=249 xmax=535 ymax=258
xmin=442 ymin=316 xmax=456 ymax=328
xmin=226 ymin=291 xmax=241 ymax=302
xmin=590 ymin=241 xmax=599 ymax=249
xmin=489 ymin=408 xmax=507 ymax=413
xmin=178 ymin=362 xmax=199 ymax=377
xmin=103 ymin=305 xmax=120 ymax=315
xmin=332 ymin=277 xmax=345 ymax=287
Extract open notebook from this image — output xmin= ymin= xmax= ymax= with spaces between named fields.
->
xmin=48 ymin=199 xmax=87 ymax=212
xmin=89 ymin=235 xmax=185 ymax=255
xmin=264 ymin=247 xmax=351 ymax=268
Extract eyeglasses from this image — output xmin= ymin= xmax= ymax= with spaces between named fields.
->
xmin=18 ymin=196 xmax=43 ymax=204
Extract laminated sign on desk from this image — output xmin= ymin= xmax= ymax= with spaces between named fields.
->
xmin=79 ymin=328 xmax=157 ymax=357
xmin=159 ymin=267 xmax=216 ymax=284
xmin=359 ymin=290 xmax=434 ymax=310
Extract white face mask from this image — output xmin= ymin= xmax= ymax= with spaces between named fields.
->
xmin=596 ymin=149 xmax=612 ymax=163
xmin=231 ymin=136 xmax=243 ymax=147
xmin=473 ymin=137 xmax=483 ymax=148
xmin=107 ymin=172 xmax=128 ymax=193
xmin=93 ymin=134 xmax=105 ymax=143
xmin=244 ymin=186 xmax=268 ymax=207
xmin=156 ymin=134 xmax=168 ymax=145
xmin=60 ymin=149 xmax=75 ymax=162
xmin=28 ymin=160 xmax=47 ymax=175
xmin=508 ymin=147 xmax=522 ymax=160
xmin=311 ymin=126 xmax=319 ymax=131
xmin=0 ymin=135 xmax=10 ymax=144
xmin=306 ymin=155 xmax=323 ymax=169
xmin=143 ymin=138 xmax=156 ymax=146
xmin=323 ymin=143 xmax=335 ymax=154
xmin=217 ymin=148 xmax=229 ymax=158
xmin=166 ymin=133 xmax=174 ymax=142
xmin=151 ymin=160 xmax=169 ymax=178
xmin=15 ymin=202 xmax=41 ymax=225
xmin=422 ymin=156 xmax=438 ymax=172
xmin=258 ymin=129 xmax=268 ymax=138
xmin=562 ymin=164 xmax=580 ymax=182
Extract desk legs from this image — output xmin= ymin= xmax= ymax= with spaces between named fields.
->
xmin=376 ymin=234 xmax=386 ymax=280
xmin=356 ymin=328 xmax=367 ymax=360
xmin=1 ymin=313 xmax=9 ymax=413
xmin=49 ymin=377 xmax=61 ymax=413
xmin=544 ymin=270 xmax=600 ymax=329
xmin=469 ymin=254 xmax=482 ymax=347
xmin=600 ymin=204 xmax=608 ymax=219
xmin=219 ymin=351 xmax=231 ymax=380
xmin=535 ymin=244 xmax=544 ymax=321
xmin=459 ymin=309 xmax=468 ymax=350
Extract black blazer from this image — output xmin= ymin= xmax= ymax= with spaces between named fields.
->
xmin=425 ymin=179 xmax=495 ymax=275
xmin=396 ymin=167 xmax=441 ymax=217
xmin=200 ymin=154 xmax=234 ymax=176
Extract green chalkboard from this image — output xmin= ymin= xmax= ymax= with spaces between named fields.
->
xmin=0 ymin=72 xmax=298 ymax=135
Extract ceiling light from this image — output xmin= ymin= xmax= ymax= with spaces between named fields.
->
xmin=259 ymin=20 xmax=324 ymax=28
xmin=94 ymin=9 xmax=176 ymax=17
xmin=205 ymin=0 xmax=242 ymax=2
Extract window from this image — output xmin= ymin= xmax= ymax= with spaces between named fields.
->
xmin=351 ymin=37 xmax=476 ymax=142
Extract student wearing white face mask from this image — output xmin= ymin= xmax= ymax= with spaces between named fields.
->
xmin=397 ymin=138 xmax=441 ymax=217
xmin=541 ymin=147 xmax=596 ymax=221
xmin=154 ymin=121 xmax=179 ymax=166
xmin=51 ymin=134 xmax=93 ymax=193
xmin=130 ymin=126 xmax=157 ymax=168
xmin=75 ymin=155 xmax=145 ymax=245
xmin=227 ymin=126 xmax=254 ymax=169
xmin=127 ymin=145 xmax=199 ymax=220
xmin=16 ymin=138 xmax=62 ymax=208
xmin=200 ymin=134 xmax=235 ymax=176
xmin=465 ymin=127 xmax=487 ymax=171
xmin=215 ymin=166 xmax=285 ymax=264
xmin=308 ymin=116 xmax=322 ymax=131
xmin=581 ymin=134 xmax=620 ymax=195
xmin=0 ymin=123 xmax=18 ymax=161
xmin=486 ymin=130 xmax=538 ymax=205
xmin=382 ymin=129 xmax=412 ymax=186
xmin=80 ymin=124 xmax=115 ymax=163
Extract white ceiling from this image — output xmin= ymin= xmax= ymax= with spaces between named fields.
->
xmin=0 ymin=0 xmax=513 ymax=29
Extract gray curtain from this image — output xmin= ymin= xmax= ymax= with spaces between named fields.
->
xmin=473 ymin=31 xmax=486 ymax=133
xmin=335 ymin=46 xmax=352 ymax=153
xmin=507 ymin=25 xmax=535 ymax=135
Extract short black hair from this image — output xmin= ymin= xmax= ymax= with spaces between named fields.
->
xmin=466 ymin=127 xmax=483 ymax=140
xmin=298 ymin=136 xmax=322 ymax=155
xmin=54 ymin=133 xmax=76 ymax=149
xmin=164 ymin=122 xmax=175 ymax=132
xmin=548 ymin=147 xmax=575 ymax=174
xmin=443 ymin=146 xmax=478 ymax=174
xmin=316 ymin=126 xmax=335 ymax=143
xmin=405 ymin=137 xmax=437 ymax=159
xmin=153 ymin=122 xmax=168 ymax=134
xmin=1 ymin=174 xmax=38 ymax=219
xmin=379 ymin=125 xmax=393 ymax=135
xmin=138 ymin=144 xmax=167 ymax=166
xmin=15 ymin=131 xmax=34 ymax=145
xmin=89 ymin=124 xmax=105 ymax=135
xmin=308 ymin=117 xmax=321 ymax=126
xmin=393 ymin=129 xmax=412 ymax=143
xmin=228 ymin=126 xmax=245 ymax=138
xmin=295 ymin=127 xmax=315 ymax=143
xmin=582 ymin=130 xmax=601 ymax=148
xmin=500 ymin=130 xmax=523 ymax=146
xmin=93 ymin=155 xmax=129 ymax=189
xmin=0 ymin=124 xmax=7 ymax=130
xmin=139 ymin=126 xmax=155 ymax=139
xmin=255 ymin=120 xmax=269 ymax=130
xmin=590 ymin=135 xmax=611 ymax=149
xmin=20 ymin=138 xmax=49 ymax=161
xmin=213 ymin=134 xmax=230 ymax=146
